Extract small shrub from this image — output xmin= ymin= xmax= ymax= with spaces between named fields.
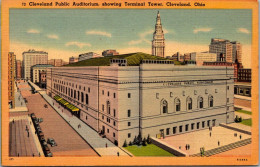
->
xmin=239 ymin=116 xmax=243 ymax=122
xmin=147 ymin=134 xmax=152 ymax=144
xmin=142 ymin=137 xmax=147 ymax=146
xmin=133 ymin=136 xmax=138 ymax=145
xmin=123 ymin=140 xmax=128 ymax=147
xmin=129 ymin=141 xmax=132 ymax=146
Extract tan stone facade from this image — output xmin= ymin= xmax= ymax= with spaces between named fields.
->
xmin=47 ymin=63 xmax=234 ymax=146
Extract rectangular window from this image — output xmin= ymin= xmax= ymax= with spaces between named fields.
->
xmin=107 ymin=129 xmax=109 ymax=133
xmin=88 ymin=87 xmax=90 ymax=93
xmin=191 ymin=123 xmax=194 ymax=130
xmin=113 ymin=121 xmax=116 ymax=126
xmin=173 ymin=127 xmax=177 ymax=134
xmin=156 ymin=93 xmax=159 ymax=99
xmin=227 ymin=86 xmax=229 ymax=90
xmin=197 ymin=122 xmax=200 ymax=129
xmin=170 ymin=92 xmax=173 ymax=97
xmin=166 ymin=128 xmax=170 ymax=135
xmin=128 ymin=122 xmax=131 ymax=126
xmin=113 ymin=109 xmax=116 ymax=117
xmin=182 ymin=91 xmax=185 ymax=96
xmin=205 ymin=89 xmax=208 ymax=94
xmin=185 ymin=124 xmax=189 ymax=131
xmin=194 ymin=90 xmax=197 ymax=95
xmin=128 ymin=93 xmax=131 ymax=98
xmin=128 ymin=133 xmax=131 ymax=138
xmin=179 ymin=126 xmax=183 ymax=133
xmin=207 ymin=120 xmax=210 ymax=127
xmin=202 ymin=121 xmax=205 ymax=128
xmin=102 ymin=90 xmax=104 ymax=95
xmin=128 ymin=110 xmax=131 ymax=117
xmin=102 ymin=105 xmax=104 ymax=111
xmin=113 ymin=133 xmax=115 ymax=137
xmin=113 ymin=93 xmax=116 ymax=98
xmin=227 ymin=98 xmax=229 ymax=103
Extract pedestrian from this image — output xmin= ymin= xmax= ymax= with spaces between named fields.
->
xmin=210 ymin=132 xmax=211 ymax=137
xmin=218 ymin=141 xmax=220 ymax=146
xmin=117 ymin=152 xmax=119 ymax=156
xmin=106 ymin=143 xmax=107 ymax=148
xmin=240 ymin=135 xmax=242 ymax=140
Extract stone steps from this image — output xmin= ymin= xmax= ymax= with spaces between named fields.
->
xmin=190 ymin=138 xmax=251 ymax=157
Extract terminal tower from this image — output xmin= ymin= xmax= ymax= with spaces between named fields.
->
xmin=152 ymin=11 xmax=165 ymax=58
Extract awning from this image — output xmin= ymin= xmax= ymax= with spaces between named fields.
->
xmin=53 ymin=95 xmax=79 ymax=112
xmin=59 ymin=99 xmax=69 ymax=106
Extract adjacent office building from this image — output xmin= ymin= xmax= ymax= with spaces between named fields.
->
xmin=47 ymin=53 xmax=234 ymax=146
xmin=22 ymin=49 xmax=48 ymax=80
xmin=102 ymin=50 xmax=119 ymax=57
xmin=16 ymin=60 xmax=22 ymax=79
xmin=31 ymin=64 xmax=53 ymax=84
xmin=191 ymin=52 xmax=217 ymax=66
xmin=152 ymin=11 xmax=165 ymax=58
xmin=78 ymin=52 xmax=102 ymax=62
xmin=8 ymin=52 xmax=16 ymax=109
xmin=209 ymin=38 xmax=242 ymax=64
xmin=69 ymin=56 xmax=78 ymax=64
xmin=48 ymin=59 xmax=68 ymax=67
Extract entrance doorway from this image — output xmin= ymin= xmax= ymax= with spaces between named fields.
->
xmin=160 ymin=129 xmax=164 ymax=138
xmin=212 ymin=119 xmax=216 ymax=126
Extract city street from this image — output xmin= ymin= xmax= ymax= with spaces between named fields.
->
xmin=17 ymin=82 xmax=98 ymax=157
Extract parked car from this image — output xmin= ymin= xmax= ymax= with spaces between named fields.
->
xmin=45 ymin=150 xmax=53 ymax=157
xmin=38 ymin=118 xmax=43 ymax=123
xmin=31 ymin=113 xmax=36 ymax=120
xmin=47 ymin=138 xmax=57 ymax=147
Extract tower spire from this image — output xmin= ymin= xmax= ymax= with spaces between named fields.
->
xmin=152 ymin=11 xmax=165 ymax=57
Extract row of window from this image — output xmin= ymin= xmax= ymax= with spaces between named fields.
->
xmin=164 ymin=119 xmax=216 ymax=136
xmin=54 ymin=83 xmax=89 ymax=105
xmin=53 ymin=79 xmax=91 ymax=92
xmin=161 ymin=95 xmax=215 ymax=113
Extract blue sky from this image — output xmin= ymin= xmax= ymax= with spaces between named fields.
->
xmin=10 ymin=9 xmax=252 ymax=67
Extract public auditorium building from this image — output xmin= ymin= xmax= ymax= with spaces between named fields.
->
xmin=46 ymin=54 xmax=234 ymax=146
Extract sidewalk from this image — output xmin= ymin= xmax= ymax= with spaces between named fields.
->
xmin=28 ymin=81 xmax=128 ymax=156
xmin=10 ymin=82 xmax=28 ymax=113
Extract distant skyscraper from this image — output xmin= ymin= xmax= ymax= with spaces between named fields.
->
xmin=209 ymin=38 xmax=242 ymax=64
xmin=22 ymin=49 xmax=48 ymax=80
xmin=152 ymin=11 xmax=165 ymax=58
xmin=8 ymin=52 xmax=16 ymax=109
xmin=16 ymin=60 xmax=22 ymax=79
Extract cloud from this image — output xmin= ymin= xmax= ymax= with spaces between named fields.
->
xmin=237 ymin=28 xmax=250 ymax=34
xmin=128 ymin=30 xmax=153 ymax=45
xmin=193 ymin=28 xmax=212 ymax=34
xmin=65 ymin=41 xmax=91 ymax=48
xmin=86 ymin=30 xmax=112 ymax=37
xmin=27 ymin=29 xmax=40 ymax=34
xmin=47 ymin=34 xmax=59 ymax=39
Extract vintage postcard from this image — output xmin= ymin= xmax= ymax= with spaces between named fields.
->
xmin=1 ymin=0 xmax=259 ymax=166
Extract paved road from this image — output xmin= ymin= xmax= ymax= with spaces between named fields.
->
xmin=28 ymin=80 xmax=129 ymax=156
xmin=18 ymin=82 xmax=98 ymax=157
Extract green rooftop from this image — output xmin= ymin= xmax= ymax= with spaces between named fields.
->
xmin=65 ymin=52 xmax=182 ymax=67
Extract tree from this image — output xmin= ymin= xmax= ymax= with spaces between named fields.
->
xmin=142 ymin=137 xmax=147 ymax=146
xmin=123 ymin=140 xmax=128 ymax=147
xmin=147 ymin=134 xmax=152 ymax=144
xmin=133 ymin=136 xmax=138 ymax=145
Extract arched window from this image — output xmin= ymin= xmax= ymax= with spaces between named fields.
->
xmin=198 ymin=96 xmax=203 ymax=108
xmin=161 ymin=99 xmax=168 ymax=114
xmin=85 ymin=94 xmax=89 ymax=105
xmin=209 ymin=95 xmax=213 ymax=107
xmin=187 ymin=97 xmax=192 ymax=110
xmin=107 ymin=101 xmax=111 ymax=114
xmin=175 ymin=98 xmax=181 ymax=112
xmin=77 ymin=91 xmax=80 ymax=101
